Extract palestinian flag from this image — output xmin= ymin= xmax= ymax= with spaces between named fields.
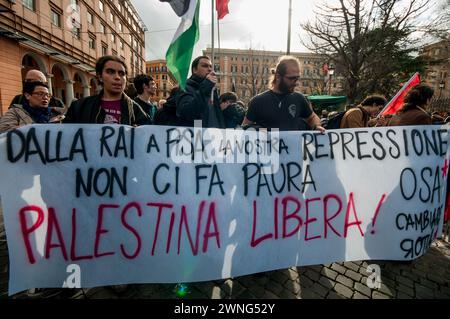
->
xmin=161 ymin=0 xmax=200 ymax=89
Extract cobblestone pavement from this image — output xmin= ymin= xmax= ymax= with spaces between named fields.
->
xmin=1 ymin=207 xmax=449 ymax=299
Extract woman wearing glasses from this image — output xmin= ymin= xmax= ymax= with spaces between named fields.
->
xmin=0 ymin=81 xmax=62 ymax=133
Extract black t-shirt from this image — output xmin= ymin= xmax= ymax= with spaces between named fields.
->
xmin=246 ymin=90 xmax=313 ymax=131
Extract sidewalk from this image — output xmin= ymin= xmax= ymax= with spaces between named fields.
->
xmin=1 ymin=207 xmax=449 ymax=299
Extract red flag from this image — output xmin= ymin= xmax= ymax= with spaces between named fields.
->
xmin=380 ymin=72 xmax=421 ymax=116
xmin=216 ymin=0 xmax=230 ymax=20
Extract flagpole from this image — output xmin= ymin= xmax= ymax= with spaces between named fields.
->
xmin=287 ymin=0 xmax=292 ymax=55
xmin=377 ymin=72 xmax=420 ymax=118
xmin=217 ymin=15 xmax=221 ymax=53
xmin=211 ymin=0 xmax=215 ymax=102
xmin=211 ymin=0 xmax=215 ymax=62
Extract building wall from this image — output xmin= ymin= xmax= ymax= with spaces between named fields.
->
xmin=145 ymin=60 xmax=177 ymax=102
xmin=0 ymin=36 xmax=22 ymax=115
xmin=203 ymin=48 xmax=339 ymax=104
xmin=421 ymin=40 xmax=450 ymax=98
xmin=0 ymin=0 xmax=147 ymax=114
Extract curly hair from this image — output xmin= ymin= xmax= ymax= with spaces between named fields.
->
xmin=400 ymin=84 xmax=434 ymax=112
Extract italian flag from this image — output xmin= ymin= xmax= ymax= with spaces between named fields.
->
xmin=165 ymin=0 xmax=200 ymax=89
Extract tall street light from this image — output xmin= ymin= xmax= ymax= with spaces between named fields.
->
xmin=328 ymin=65 xmax=335 ymax=95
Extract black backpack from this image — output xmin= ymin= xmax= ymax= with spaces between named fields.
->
xmin=325 ymin=111 xmax=347 ymax=129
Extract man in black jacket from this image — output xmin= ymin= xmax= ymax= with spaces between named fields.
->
xmin=176 ymin=56 xmax=226 ymax=128
xmin=64 ymin=55 xmax=150 ymax=125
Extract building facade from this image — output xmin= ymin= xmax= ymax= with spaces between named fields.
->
xmin=202 ymin=48 xmax=342 ymax=104
xmin=0 ymin=0 xmax=146 ymax=115
xmin=145 ymin=59 xmax=177 ymax=101
xmin=421 ymin=40 xmax=450 ymax=99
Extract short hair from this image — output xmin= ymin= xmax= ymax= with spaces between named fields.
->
xmin=95 ymin=55 xmax=128 ymax=77
xmin=133 ymin=74 xmax=154 ymax=94
xmin=191 ymin=55 xmax=210 ymax=73
xmin=23 ymin=81 xmax=48 ymax=95
xmin=402 ymin=84 xmax=434 ymax=111
xmin=220 ymin=92 xmax=238 ymax=104
xmin=124 ymin=83 xmax=137 ymax=99
xmin=269 ymin=55 xmax=300 ymax=89
xmin=360 ymin=95 xmax=387 ymax=107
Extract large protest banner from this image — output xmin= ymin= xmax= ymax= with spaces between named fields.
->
xmin=0 ymin=124 xmax=448 ymax=294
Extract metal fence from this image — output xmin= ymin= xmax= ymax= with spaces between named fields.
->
xmin=429 ymin=97 xmax=450 ymax=114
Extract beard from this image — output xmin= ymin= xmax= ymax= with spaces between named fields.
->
xmin=278 ymin=78 xmax=295 ymax=94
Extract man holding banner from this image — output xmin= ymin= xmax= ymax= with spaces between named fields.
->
xmin=242 ymin=56 xmax=324 ymax=132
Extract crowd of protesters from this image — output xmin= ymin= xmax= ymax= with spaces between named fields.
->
xmin=1 ymin=54 xmax=447 ymax=218
xmin=1 ymin=54 xmax=446 ymax=133
xmin=0 ymin=53 xmax=449 ymax=297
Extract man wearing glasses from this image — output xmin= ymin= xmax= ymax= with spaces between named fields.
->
xmin=242 ymin=56 xmax=324 ymax=132
xmin=9 ymin=69 xmax=66 ymax=116
xmin=0 ymin=81 xmax=53 ymax=133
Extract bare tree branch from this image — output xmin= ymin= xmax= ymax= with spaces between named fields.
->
xmin=301 ymin=0 xmax=430 ymax=102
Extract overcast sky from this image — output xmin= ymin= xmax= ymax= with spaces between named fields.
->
xmin=131 ymin=0 xmax=316 ymax=61
xmin=131 ymin=0 xmax=440 ymax=62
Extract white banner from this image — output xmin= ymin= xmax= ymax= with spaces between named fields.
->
xmin=0 ymin=124 xmax=448 ymax=294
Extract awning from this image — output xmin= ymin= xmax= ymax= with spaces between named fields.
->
xmin=307 ymin=95 xmax=347 ymax=108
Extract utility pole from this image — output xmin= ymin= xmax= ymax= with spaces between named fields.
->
xmin=287 ymin=0 xmax=292 ymax=55
xmin=328 ymin=64 xmax=335 ymax=95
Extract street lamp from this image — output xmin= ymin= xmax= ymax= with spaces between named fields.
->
xmin=328 ymin=65 xmax=335 ymax=95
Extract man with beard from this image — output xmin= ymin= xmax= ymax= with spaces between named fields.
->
xmin=242 ymin=56 xmax=324 ymax=132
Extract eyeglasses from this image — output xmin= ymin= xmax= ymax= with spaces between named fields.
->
xmin=32 ymin=92 xmax=51 ymax=98
xmin=284 ymin=75 xmax=300 ymax=81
